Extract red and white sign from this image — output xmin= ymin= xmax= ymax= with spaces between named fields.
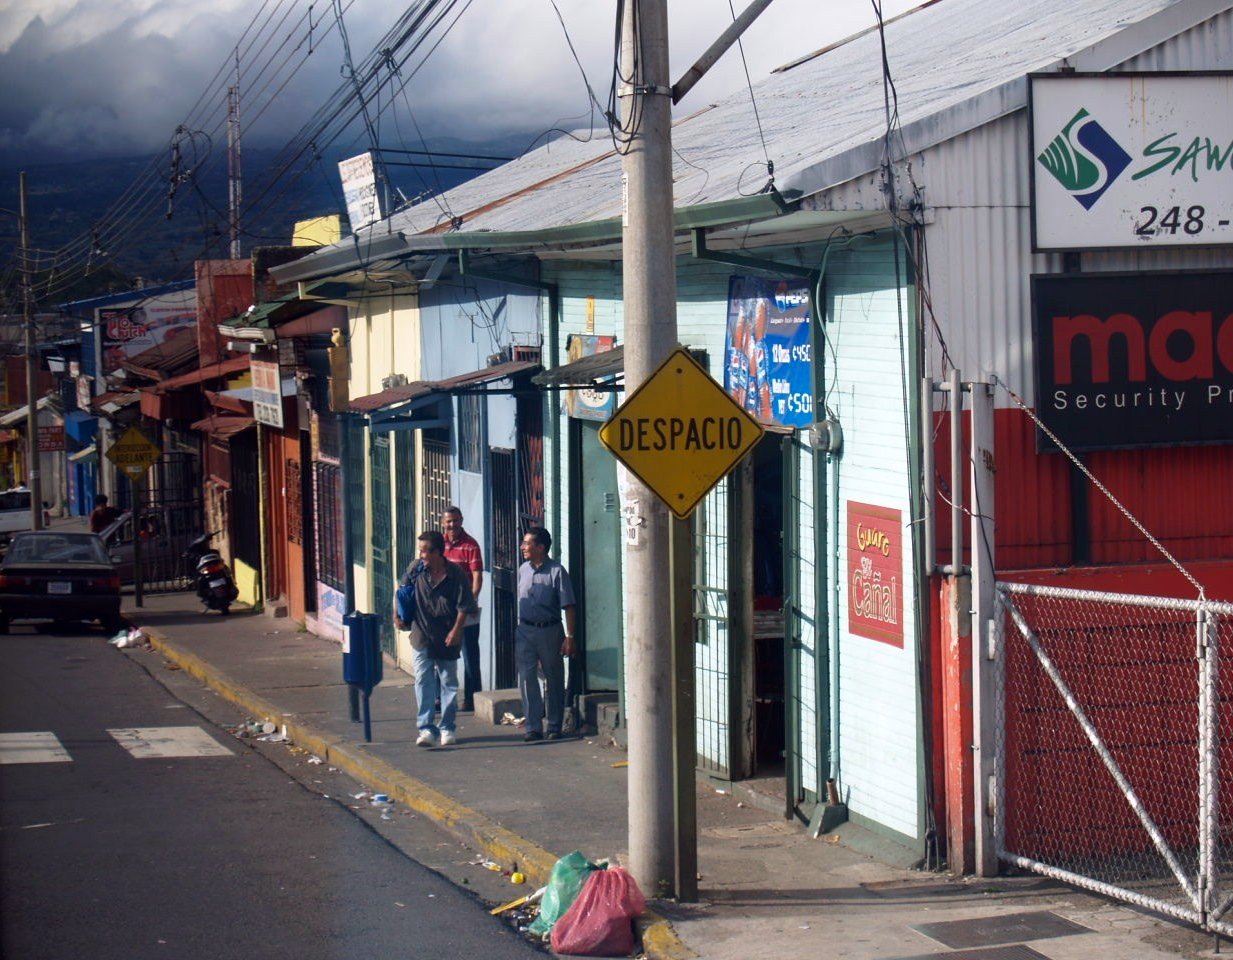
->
xmin=38 ymin=425 xmax=65 ymax=453
xmin=847 ymin=501 xmax=904 ymax=648
xmin=251 ymin=359 xmax=284 ymax=428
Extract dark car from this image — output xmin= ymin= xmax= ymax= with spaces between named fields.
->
xmin=0 ymin=531 xmax=122 ymax=633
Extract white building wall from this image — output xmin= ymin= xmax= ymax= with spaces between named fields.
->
xmin=794 ymin=442 xmax=821 ymax=796
xmin=825 ymin=238 xmax=921 ymax=840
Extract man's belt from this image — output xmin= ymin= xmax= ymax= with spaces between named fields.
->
xmin=519 ymin=618 xmax=557 ymax=628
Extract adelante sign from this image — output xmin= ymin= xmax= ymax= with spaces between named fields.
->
xmin=1032 ymin=270 xmax=1233 ymax=451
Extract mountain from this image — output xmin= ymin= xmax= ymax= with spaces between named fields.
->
xmin=0 ymin=132 xmax=534 ymax=304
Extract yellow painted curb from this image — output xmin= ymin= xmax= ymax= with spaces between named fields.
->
xmin=638 ymin=913 xmax=698 ymax=960
xmin=139 ymin=625 xmax=556 ymax=886
xmin=138 ymin=623 xmax=694 ymax=959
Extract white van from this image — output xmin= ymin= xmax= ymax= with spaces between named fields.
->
xmin=0 ymin=488 xmax=48 ymax=545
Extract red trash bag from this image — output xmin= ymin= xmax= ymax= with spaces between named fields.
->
xmin=550 ymin=867 xmax=646 ymax=957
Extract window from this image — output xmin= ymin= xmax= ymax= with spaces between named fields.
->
xmin=458 ymin=393 xmax=483 ymax=473
xmin=421 ymin=438 xmax=451 ymax=532
xmin=314 ymin=462 xmax=344 ymax=590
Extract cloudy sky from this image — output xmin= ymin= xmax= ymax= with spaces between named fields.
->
xmin=0 ymin=0 xmax=919 ymax=162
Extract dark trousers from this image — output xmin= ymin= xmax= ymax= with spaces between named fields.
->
xmin=460 ymin=622 xmax=481 ymax=709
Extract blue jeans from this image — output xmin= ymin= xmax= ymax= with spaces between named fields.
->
xmin=413 ymin=647 xmax=459 ymax=735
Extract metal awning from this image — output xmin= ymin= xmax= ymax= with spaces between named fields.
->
xmin=189 ymin=414 xmax=256 ymax=439
xmin=0 ymin=396 xmax=58 ymax=427
xmin=354 ymin=360 xmax=541 ymax=434
xmin=532 ymin=346 xmax=624 ymax=388
xmin=154 ymin=356 xmax=251 ymax=394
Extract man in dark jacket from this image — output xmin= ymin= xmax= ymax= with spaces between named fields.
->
xmin=398 ymin=530 xmax=473 ymax=748
xmin=89 ymin=495 xmax=120 ymax=534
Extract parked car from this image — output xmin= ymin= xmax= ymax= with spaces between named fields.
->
xmin=0 ymin=487 xmax=50 ymax=546
xmin=0 ymin=531 xmax=122 ymax=633
xmin=99 ymin=508 xmax=198 ymax=586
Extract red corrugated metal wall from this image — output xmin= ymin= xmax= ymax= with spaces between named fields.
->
xmin=932 ymin=408 xmax=1233 ymax=572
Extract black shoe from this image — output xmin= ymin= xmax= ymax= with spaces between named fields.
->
xmin=546 ymin=731 xmax=563 ymax=741
xmin=523 ymin=730 xmax=543 ymax=742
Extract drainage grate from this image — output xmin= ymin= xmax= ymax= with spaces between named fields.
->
xmin=911 ymin=910 xmax=1091 ymax=949
xmin=890 ymin=946 xmax=1053 ymax=960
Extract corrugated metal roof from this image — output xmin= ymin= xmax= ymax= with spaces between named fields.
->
xmin=435 ymin=359 xmax=539 ymax=391
xmin=350 ymin=360 xmax=541 ymax=413
xmin=189 ymin=414 xmax=256 ymax=439
xmin=277 ymin=0 xmax=1215 ymax=284
xmin=349 ymin=381 xmax=435 ymax=413
xmin=58 ymin=280 xmax=194 ymax=312
xmin=90 ymin=390 xmax=139 ymax=414
xmin=377 ymin=0 xmax=1204 ymax=238
xmin=533 ymin=345 xmax=624 ymax=386
xmin=154 ymin=356 xmax=251 ymax=394
xmin=119 ymin=335 xmax=199 ymax=380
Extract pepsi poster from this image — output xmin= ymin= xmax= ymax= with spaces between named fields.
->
xmin=724 ymin=276 xmax=813 ymax=427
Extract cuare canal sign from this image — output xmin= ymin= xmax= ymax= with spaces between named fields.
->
xmin=599 ymin=346 xmax=764 ymax=520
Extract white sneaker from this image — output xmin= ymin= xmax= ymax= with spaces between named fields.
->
xmin=439 ymin=730 xmax=457 ymax=747
xmin=416 ymin=729 xmax=437 ymax=748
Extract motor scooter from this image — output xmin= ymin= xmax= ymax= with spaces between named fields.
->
xmin=182 ymin=531 xmax=239 ymax=614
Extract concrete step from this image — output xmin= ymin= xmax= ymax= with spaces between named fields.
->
xmin=473 ymin=687 xmax=522 ymax=725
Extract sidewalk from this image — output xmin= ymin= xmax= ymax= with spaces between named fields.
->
xmin=122 ymin=592 xmax=1215 ymax=960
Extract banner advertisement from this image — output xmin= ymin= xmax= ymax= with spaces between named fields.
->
xmin=1032 ymin=270 xmax=1233 ymax=451
xmin=98 ymin=289 xmax=197 ymax=374
xmin=724 ymin=276 xmax=813 ymax=428
xmin=564 ymin=334 xmax=617 ymax=421
xmin=1030 ymin=73 xmax=1233 ymax=251
xmin=338 ymin=151 xmax=384 ymax=232
xmin=846 ymin=501 xmax=904 ymax=648
xmin=250 ymin=359 xmax=285 ymax=428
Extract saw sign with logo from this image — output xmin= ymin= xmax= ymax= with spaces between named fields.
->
xmin=599 ymin=347 xmax=764 ymax=520
xmin=106 ymin=427 xmax=162 ymax=480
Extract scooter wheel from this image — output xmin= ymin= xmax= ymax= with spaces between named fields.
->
xmin=219 ymin=604 xmax=230 ymax=616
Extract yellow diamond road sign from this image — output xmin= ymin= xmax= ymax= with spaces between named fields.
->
xmin=106 ymin=427 xmax=162 ymax=480
xmin=599 ymin=347 xmax=764 ymax=520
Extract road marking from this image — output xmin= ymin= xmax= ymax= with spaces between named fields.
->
xmin=107 ymin=726 xmax=233 ymax=759
xmin=0 ymin=731 xmax=73 ymax=765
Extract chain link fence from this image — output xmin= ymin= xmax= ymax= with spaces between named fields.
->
xmin=995 ymin=581 xmax=1233 ymax=933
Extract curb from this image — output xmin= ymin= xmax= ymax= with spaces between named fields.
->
xmin=137 ymin=622 xmax=694 ymax=960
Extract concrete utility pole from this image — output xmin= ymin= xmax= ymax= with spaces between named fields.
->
xmin=19 ymin=173 xmax=43 ymax=530
xmin=227 ymin=49 xmax=243 ymax=260
xmin=620 ymin=0 xmax=679 ymax=896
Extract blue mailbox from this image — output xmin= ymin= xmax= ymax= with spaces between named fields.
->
xmin=342 ymin=612 xmax=383 ymax=742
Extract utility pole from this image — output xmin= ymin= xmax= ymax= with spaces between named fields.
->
xmin=227 ymin=49 xmax=242 ymax=259
xmin=620 ymin=0 xmax=678 ymax=897
xmin=19 ymin=173 xmax=43 ymax=531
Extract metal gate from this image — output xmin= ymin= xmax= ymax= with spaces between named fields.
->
xmin=995 ymin=581 xmax=1233 ymax=933
xmin=694 ymin=477 xmax=731 ymax=777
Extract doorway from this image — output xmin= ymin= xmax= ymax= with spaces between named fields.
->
xmin=490 ymin=448 xmax=518 ymax=689
xmin=573 ymin=420 xmax=623 ymax=692
xmin=727 ymin=432 xmax=788 ymax=794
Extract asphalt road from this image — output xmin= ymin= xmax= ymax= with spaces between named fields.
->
xmin=0 ymin=623 xmax=546 ymax=960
